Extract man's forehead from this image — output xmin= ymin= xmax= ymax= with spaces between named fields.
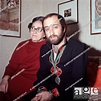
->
xmin=44 ymin=16 xmax=60 ymax=27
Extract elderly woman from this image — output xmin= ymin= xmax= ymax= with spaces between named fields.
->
xmin=0 ymin=16 xmax=46 ymax=101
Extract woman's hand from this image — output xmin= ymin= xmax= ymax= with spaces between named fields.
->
xmin=0 ymin=75 xmax=10 ymax=93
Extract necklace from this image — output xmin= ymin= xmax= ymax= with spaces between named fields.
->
xmin=49 ymin=45 xmax=66 ymax=85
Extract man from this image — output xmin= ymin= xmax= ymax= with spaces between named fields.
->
xmin=27 ymin=13 xmax=88 ymax=101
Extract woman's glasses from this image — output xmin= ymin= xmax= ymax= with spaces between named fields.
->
xmin=31 ymin=26 xmax=43 ymax=32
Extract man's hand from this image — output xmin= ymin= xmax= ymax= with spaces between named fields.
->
xmin=31 ymin=91 xmax=52 ymax=101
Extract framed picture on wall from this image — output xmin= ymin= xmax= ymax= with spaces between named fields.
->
xmin=0 ymin=0 xmax=21 ymax=38
xmin=90 ymin=0 xmax=101 ymax=35
xmin=58 ymin=0 xmax=78 ymax=25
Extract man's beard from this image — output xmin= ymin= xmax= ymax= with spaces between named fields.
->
xmin=47 ymin=33 xmax=65 ymax=45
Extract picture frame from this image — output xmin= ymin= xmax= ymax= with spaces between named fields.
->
xmin=0 ymin=0 xmax=21 ymax=38
xmin=90 ymin=0 xmax=101 ymax=35
xmin=58 ymin=0 xmax=78 ymax=25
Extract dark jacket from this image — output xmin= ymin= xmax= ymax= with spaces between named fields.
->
xmin=35 ymin=38 xmax=88 ymax=101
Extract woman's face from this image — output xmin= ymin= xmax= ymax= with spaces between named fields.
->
xmin=30 ymin=21 xmax=45 ymax=42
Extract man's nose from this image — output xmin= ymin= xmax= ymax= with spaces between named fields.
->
xmin=49 ymin=27 xmax=54 ymax=36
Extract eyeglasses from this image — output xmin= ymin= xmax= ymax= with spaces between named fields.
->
xmin=31 ymin=26 xmax=43 ymax=32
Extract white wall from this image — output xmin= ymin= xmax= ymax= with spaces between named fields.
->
xmin=78 ymin=0 xmax=101 ymax=50
xmin=0 ymin=0 xmax=101 ymax=81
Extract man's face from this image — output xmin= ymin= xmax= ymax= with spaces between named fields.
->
xmin=43 ymin=15 xmax=65 ymax=45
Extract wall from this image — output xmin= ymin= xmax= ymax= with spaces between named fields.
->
xmin=78 ymin=0 xmax=101 ymax=50
xmin=0 ymin=0 xmax=101 ymax=81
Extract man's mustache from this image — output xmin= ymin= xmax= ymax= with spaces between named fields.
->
xmin=49 ymin=35 xmax=58 ymax=38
